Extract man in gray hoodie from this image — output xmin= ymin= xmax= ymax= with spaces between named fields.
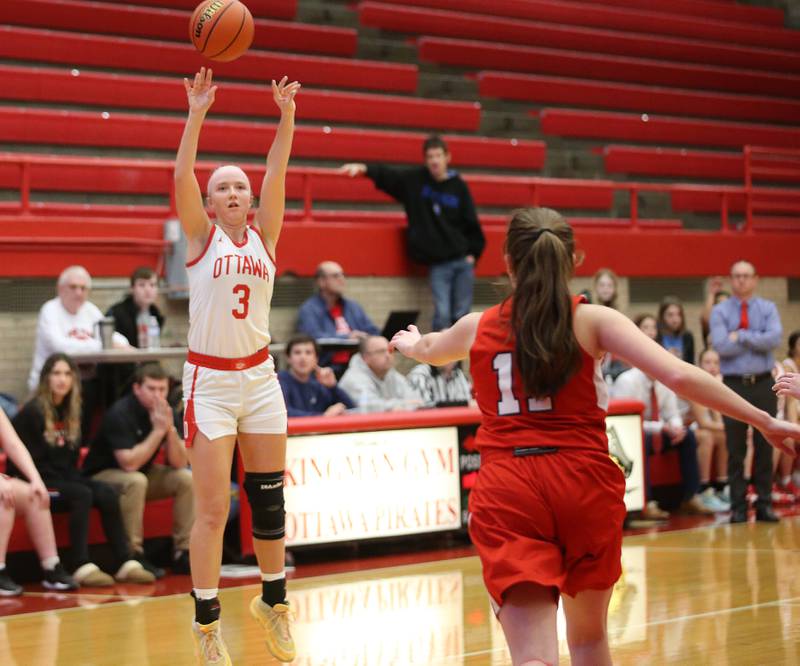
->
xmin=339 ymin=336 xmax=421 ymax=412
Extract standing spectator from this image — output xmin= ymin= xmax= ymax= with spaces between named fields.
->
xmin=0 ymin=408 xmax=76 ymax=595
xmin=104 ymin=266 xmax=167 ymax=401
xmin=657 ymin=296 xmax=695 ymax=364
xmin=11 ymin=353 xmax=154 ymax=586
xmin=612 ymin=315 xmax=712 ymax=519
xmin=407 ymin=362 xmax=473 ymax=406
xmin=28 ymin=266 xmax=130 ymax=441
xmin=690 ymin=349 xmax=730 ymax=512
xmin=592 ymin=268 xmax=619 ymax=309
xmin=340 ymin=135 xmax=486 ymax=330
xmin=339 ymin=336 xmax=421 ymax=412
xmin=296 ymin=261 xmax=379 ymax=375
xmin=83 ymin=363 xmax=193 ymax=576
xmin=278 ymin=335 xmax=354 ymax=417
xmin=710 ymin=260 xmax=782 ymax=523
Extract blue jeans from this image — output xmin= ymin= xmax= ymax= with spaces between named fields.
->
xmin=429 ymin=257 xmax=475 ymax=331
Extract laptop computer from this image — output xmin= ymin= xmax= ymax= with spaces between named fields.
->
xmin=380 ymin=310 xmax=420 ymax=340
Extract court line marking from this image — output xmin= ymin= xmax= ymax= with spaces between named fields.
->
xmin=641 ymin=546 xmax=800 ymax=554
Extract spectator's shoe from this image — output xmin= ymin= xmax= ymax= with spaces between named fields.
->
xmin=115 ymin=560 xmax=156 ymax=584
xmin=778 ymin=481 xmax=798 ymax=503
xmin=73 ymin=562 xmax=114 ymax=587
xmin=717 ymin=485 xmax=731 ymax=505
xmin=746 ymin=484 xmax=758 ymax=507
xmin=42 ymin=563 xmax=78 ymax=591
xmin=192 ymin=620 xmax=232 ymax=665
xmin=755 ymin=506 xmax=780 ymax=523
xmin=249 ymin=596 xmax=296 ymax=662
xmin=133 ymin=553 xmax=165 ymax=579
xmin=770 ymin=483 xmax=794 ymax=506
xmin=641 ymin=500 xmax=669 ymax=521
xmin=700 ymin=487 xmax=730 ymax=512
xmin=679 ymin=495 xmax=715 ymax=516
xmin=730 ymin=508 xmax=748 ymax=524
xmin=173 ymin=550 xmax=191 ymax=575
xmin=0 ymin=571 xmax=23 ymax=597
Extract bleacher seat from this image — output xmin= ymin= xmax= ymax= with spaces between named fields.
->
xmin=0 ymin=64 xmax=480 ymax=132
xmin=572 ymin=0 xmax=783 ymax=26
xmin=0 ymin=26 xmax=418 ymax=94
xmin=541 ymin=109 xmax=800 ymax=150
xmin=360 ymin=2 xmax=800 ymax=73
xmin=478 ymin=71 xmax=800 ymax=125
xmin=5 ymin=0 xmax=356 ymax=57
xmin=602 ymin=146 xmax=744 ymax=180
xmin=97 ymin=0 xmax=298 ymax=20
xmin=364 ymin=0 xmax=800 ymax=50
xmin=419 ymin=37 xmax=800 ymax=99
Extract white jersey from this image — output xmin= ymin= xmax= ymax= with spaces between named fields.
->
xmin=186 ymin=224 xmax=275 ymax=358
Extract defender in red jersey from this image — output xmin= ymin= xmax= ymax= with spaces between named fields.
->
xmin=391 ymin=208 xmax=799 ymax=666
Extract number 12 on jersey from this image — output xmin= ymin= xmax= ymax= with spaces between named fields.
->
xmin=492 ymin=352 xmax=552 ymax=416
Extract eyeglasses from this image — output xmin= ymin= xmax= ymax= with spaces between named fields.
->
xmin=731 ymin=273 xmax=755 ymax=280
xmin=323 ymin=272 xmax=345 ymax=279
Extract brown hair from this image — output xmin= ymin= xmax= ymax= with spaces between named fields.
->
xmin=657 ymin=296 xmax=686 ymax=335
xmin=505 ymin=207 xmax=581 ymax=398
xmin=130 ymin=266 xmax=157 ymax=286
xmin=36 ymin=353 xmax=81 ymax=448
xmin=592 ymin=268 xmax=619 ymax=309
xmin=286 ymin=334 xmax=319 ymax=357
xmin=133 ymin=362 xmax=169 ymax=385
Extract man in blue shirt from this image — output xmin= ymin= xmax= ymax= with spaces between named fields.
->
xmin=278 ymin=335 xmax=355 ymax=417
xmin=296 ymin=261 xmax=379 ymax=375
xmin=710 ymin=260 xmax=782 ymax=523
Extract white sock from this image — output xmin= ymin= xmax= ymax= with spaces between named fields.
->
xmin=41 ymin=556 xmax=60 ymax=571
xmin=193 ymin=587 xmax=219 ymax=600
xmin=261 ymin=570 xmax=285 ymax=582
xmin=0 ymin=563 xmax=5 ymax=571
xmin=781 ymin=475 xmax=791 ymax=487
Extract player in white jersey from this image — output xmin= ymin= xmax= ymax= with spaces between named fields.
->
xmin=174 ymin=67 xmax=300 ymax=665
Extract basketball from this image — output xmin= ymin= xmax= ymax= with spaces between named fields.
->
xmin=189 ymin=0 xmax=254 ymax=62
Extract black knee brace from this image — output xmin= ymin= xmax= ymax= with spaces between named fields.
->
xmin=243 ymin=471 xmax=285 ymax=541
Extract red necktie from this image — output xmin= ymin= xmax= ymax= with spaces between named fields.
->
xmin=650 ymin=383 xmax=663 ymax=454
xmin=739 ymin=300 xmax=749 ymax=330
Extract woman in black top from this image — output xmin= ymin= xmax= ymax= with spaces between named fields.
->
xmin=11 ymin=353 xmax=154 ymax=586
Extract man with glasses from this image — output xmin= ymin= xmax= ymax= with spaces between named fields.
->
xmin=297 ymin=261 xmax=379 ymax=375
xmin=710 ymin=261 xmax=782 ymax=523
xmin=28 ymin=265 xmax=130 ymax=440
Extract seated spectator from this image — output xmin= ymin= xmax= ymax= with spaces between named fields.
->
xmin=297 ymin=261 xmax=379 ymax=375
xmin=28 ymin=265 xmax=130 ymax=441
xmin=278 ymin=335 xmax=355 ymax=417
xmin=339 ymin=336 xmax=421 ymax=412
xmin=612 ymin=314 xmax=713 ymax=520
xmin=10 ymin=353 xmax=154 ymax=586
xmin=592 ymin=268 xmax=619 ymax=309
xmin=0 ymin=407 xmax=76 ymax=595
xmin=407 ymin=361 xmax=474 ymax=406
xmin=690 ymin=349 xmax=730 ymax=512
xmin=104 ymin=266 xmax=167 ymax=401
xmin=83 ymin=363 xmax=193 ymax=578
xmin=657 ymin=296 xmax=695 ymax=364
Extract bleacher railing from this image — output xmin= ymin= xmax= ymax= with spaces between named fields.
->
xmin=744 ymin=145 xmax=800 ymax=233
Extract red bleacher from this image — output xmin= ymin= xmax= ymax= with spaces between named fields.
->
xmin=602 ymin=146 xmax=743 ymax=180
xmin=0 ymin=26 xmax=418 ymax=94
xmin=478 ymin=71 xmax=800 ymax=126
xmin=0 ymin=65 xmax=480 ymax=132
xmin=572 ymin=0 xmax=783 ymax=26
xmin=92 ymin=0 xmax=298 ymax=20
xmin=419 ymin=37 xmax=800 ymax=100
xmin=541 ymin=109 xmax=800 ymax=150
xmin=364 ymin=0 xmax=800 ymax=50
xmin=5 ymin=0 xmax=356 ymax=57
xmin=360 ymin=2 xmax=800 ymax=73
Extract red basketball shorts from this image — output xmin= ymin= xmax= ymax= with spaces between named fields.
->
xmin=468 ymin=446 xmax=627 ymax=608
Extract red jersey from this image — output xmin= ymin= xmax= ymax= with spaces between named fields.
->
xmin=469 ymin=296 xmax=609 ymax=453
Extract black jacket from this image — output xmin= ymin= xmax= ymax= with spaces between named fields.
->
xmin=366 ymin=165 xmax=485 ymax=265
xmin=106 ymin=295 xmax=165 ymax=348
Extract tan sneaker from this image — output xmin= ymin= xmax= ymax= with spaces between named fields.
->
xmin=641 ymin=500 xmax=669 ymax=520
xmin=680 ymin=495 xmax=715 ymax=516
xmin=114 ymin=560 xmax=156 ymax=584
xmin=73 ymin=562 xmax=114 ymax=587
xmin=192 ymin=620 xmax=232 ymax=665
xmin=249 ymin=596 xmax=296 ymax=662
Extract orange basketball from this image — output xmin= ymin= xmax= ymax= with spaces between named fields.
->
xmin=189 ymin=0 xmax=254 ymax=62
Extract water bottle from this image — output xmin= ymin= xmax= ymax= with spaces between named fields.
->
xmin=136 ymin=311 xmax=149 ymax=348
xmin=146 ymin=316 xmax=161 ymax=349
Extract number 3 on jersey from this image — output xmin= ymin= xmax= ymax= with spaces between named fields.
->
xmin=492 ymin=352 xmax=552 ymax=416
xmin=232 ymin=284 xmax=250 ymax=319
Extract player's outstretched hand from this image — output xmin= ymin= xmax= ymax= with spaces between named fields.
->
xmin=272 ymin=76 xmax=300 ymax=114
xmin=390 ymin=325 xmax=421 ymax=358
xmin=758 ymin=416 xmax=799 ymax=457
xmin=773 ymin=372 xmax=800 ymax=400
xmin=184 ymin=67 xmax=217 ymax=114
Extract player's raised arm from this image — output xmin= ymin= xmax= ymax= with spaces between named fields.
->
xmin=174 ymin=67 xmax=215 ymax=245
xmin=390 ymin=312 xmax=482 ymax=366
xmin=253 ymin=76 xmax=301 ymax=257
